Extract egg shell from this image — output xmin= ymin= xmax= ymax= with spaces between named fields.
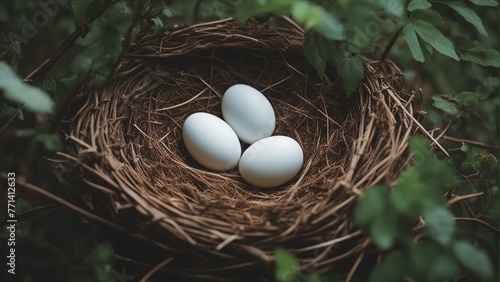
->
xmin=239 ymin=136 xmax=303 ymax=188
xmin=183 ymin=112 xmax=241 ymax=171
xmin=222 ymin=84 xmax=276 ymax=144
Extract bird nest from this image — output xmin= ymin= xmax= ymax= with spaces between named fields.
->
xmin=58 ymin=18 xmax=419 ymax=280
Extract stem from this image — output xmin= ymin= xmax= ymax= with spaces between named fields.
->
xmin=442 ymin=135 xmax=500 ymax=150
xmin=379 ymin=29 xmax=400 ymax=64
xmin=0 ymin=106 xmax=24 ymax=137
xmin=24 ymin=27 xmax=83 ymax=82
xmin=447 ymin=191 xmax=484 ymax=206
xmin=455 ymin=217 xmax=500 ymax=234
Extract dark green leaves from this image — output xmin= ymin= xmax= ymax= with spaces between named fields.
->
xmin=410 ymin=19 xmax=459 ymax=60
xmin=408 ymin=0 xmax=432 ymax=11
xmin=455 ymin=36 xmax=500 ymax=67
xmin=402 ymin=13 xmax=460 ymax=63
xmin=355 ymin=136 xmax=494 ymax=281
xmin=83 ymin=242 xmax=115 ymax=282
xmin=445 ymin=1 xmax=487 ymax=36
xmin=304 ymin=32 xmax=327 ymax=77
xmin=335 ymin=53 xmax=365 ymax=94
xmin=432 ymin=96 xmax=460 ymax=115
xmin=453 ymin=240 xmax=493 ymax=279
xmin=236 ymin=0 xmax=345 ymax=40
xmin=71 ymin=0 xmax=105 ymax=29
xmin=422 ymin=207 xmax=456 ymax=245
xmin=70 ymin=1 xmax=133 ymax=87
xmin=304 ymin=31 xmax=365 ymax=94
xmin=403 ymin=23 xmax=425 ymax=62
xmin=0 ymin=62 xmax=54 ymax=113
xmin=432 ymin=91 xmax=481 ymax=117
xmin=274 ymin=247 xmax=300 ymax=281
xmin=469 ymin=0 xmax=498 ymax=6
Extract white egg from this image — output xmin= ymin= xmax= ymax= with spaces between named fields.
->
xmin=239 ymin=136 xmax=303 ymax=188
xmin=221 ymin=84 xmax=276 ymax=144
xmin=183 ymin=112 xmax=241 ymax=171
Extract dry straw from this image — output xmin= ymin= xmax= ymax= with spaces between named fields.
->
xmin=59 ymin=18 xmax=423 ymax=280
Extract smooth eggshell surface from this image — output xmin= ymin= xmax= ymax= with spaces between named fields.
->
xmin=183 ymin=112 xmax=241 ymax=171
xmin=239 ymin=136 xmax=303 ymax=188
xmin=222 ymin=84 xmax=275 ymax=144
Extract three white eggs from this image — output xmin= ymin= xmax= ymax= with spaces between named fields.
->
xmin=182 ymin=84 xmax=303 ymax=188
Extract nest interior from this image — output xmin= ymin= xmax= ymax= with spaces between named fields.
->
xmin=61 ymin=19 xmax=417 ymax=279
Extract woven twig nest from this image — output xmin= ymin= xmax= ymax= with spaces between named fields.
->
xmin=60 ymin=18 xmax=418 ymax=280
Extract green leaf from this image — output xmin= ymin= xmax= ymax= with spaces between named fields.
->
xmin=15 ymin=198 xmax=29 ymax=215
xmin=84 ymin=241 xmax=114 ymax=282
xmin=453 ymin=240 xmax=493 ymax=280
xmin=453 ymin=91 xmax=479 ymax=108
xmin=379 ymin=0 xmax=405 ymax=17
xmin=35 ymin=134 xmax=63 ymax=151
xmin=0 ymin=106 xmax=23 ymax=121
xmin=315 ymin=13 xmax=345 ymax=40
xmin=304 ymin=31 xmax=326 ymax=77
xmin=445 ymin=1 xmax=487 ymax=36
xmin=410 ymin=9 xmax=443 ymax=25
xmin=275 ymin=247 xmax=300 ymax=282
xmin=422 ymin=207 xmax=456 ymax=245
xmin=411 ymin=19 xmax=460 ymax=60
xmin=369 ymin=250 xmax=407 ymax=282
xmin=370 ymin=210 xmax=400 ymax=249
xmin=408 ymin=0 xmax=432 ymax=11
xmin=469 ymin=0 xmax=498 ymax=6
xmin=0 ymin=62 xmax=54 ymax=113
xmin=151 ymin=17 xmax=163 ymax=30
xmin=71 ymin=0 xmax=104 ymax=28
xmin=334 ymin=53 xmax=364 ymax=94
xmin=432 ymin=96 xmax=460 ymax=115
xmin=428 ymin=253 xmax=460 ymax=281
xmin=291 ymin=1 xmax=323 ymax=30
xmin=459 ymin=47 xmax=500 ymax=67
xmin=354 ymin=185 xmax=390 ymax=227
xmin=403 ymin=24 xmax=425 ymax=62
xmin=235 ymin=0 xmax=293 ymax=21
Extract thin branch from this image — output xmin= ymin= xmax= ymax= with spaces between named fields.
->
xmin=0 ymin=172 xmax=176 ymax=252
xmin=441 ymin=135 xmax=500 ymax=150
xmin=447 ymin=191 xmax=484 ymax=207
xmin=140 ymin=257 xmax=174 ymax=282
xmin=0 ymin=203 xmax=60 ymax=227
xmin=0 ymin=106 xmax=24 ymax=136
xmin=386 ymin=88 xmax=450 ymax=157
xmin=24 ymin=27 xmax=83 ymax=82
xmin=379 ymin=29 xmax=400 ymax=64
xmin=455 ymin=217 xmax=500 ymax=234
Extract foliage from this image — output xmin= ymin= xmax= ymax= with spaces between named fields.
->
xmin=0 ymin=0 xmax=498 ymax=281
xmin=0 ymin=62 xmax=54 ymax=113
xmin=354 ymin=136 xmax=494 ymax=281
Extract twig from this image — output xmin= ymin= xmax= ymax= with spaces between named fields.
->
xmin=386 ymin=89 xmax=450 ymax=157
xmin=24 ymin=27 xmax=83 ymax=82
xmin=447 ymin=191 xmax=484 ymax=207
xmin=0 ymin=203 xmax=60 ymax=227
xmin=441 ymin=135 xmax=500 ymax=150
xmin=0 ymin=172 xmax=176 ymax=252
xmin=0 ymin=106 xmax=24 ymax=136
xmin=455 ymin=217 xmax=500 ymax=234
xmin=434 ymin=121 xmax=452 ymax=142
xmin=379 ymin=29 xmax=400 ymax=64
xmin=140 ymin=257 xmax=174 ymax=282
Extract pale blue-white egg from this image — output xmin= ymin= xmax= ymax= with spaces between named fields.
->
xmin=239 ymin=136 xmax=303 ymax=188
xmin=221 ymin=84 xmax=275 ymax=144
xmin=183 ymin=112 xmax=241 ymax=171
